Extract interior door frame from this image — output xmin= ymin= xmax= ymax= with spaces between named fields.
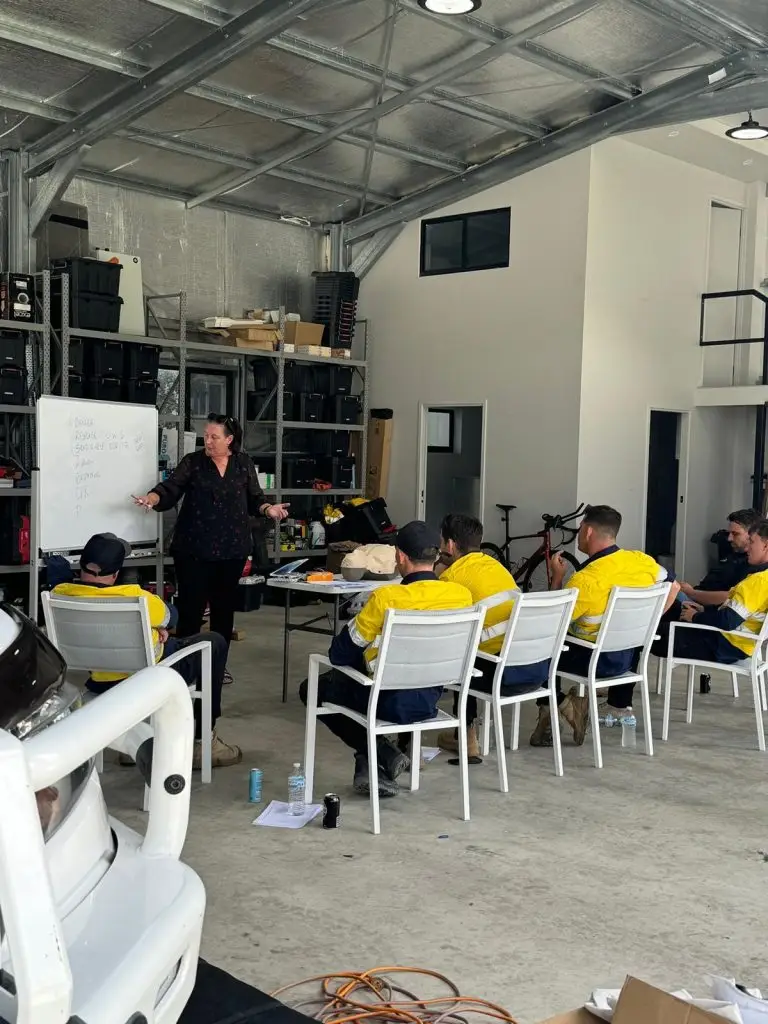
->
xmin=416 ymin=401 xmax=488 ymax=524
xmin=642 ymin=406 xmax=690 ymax=579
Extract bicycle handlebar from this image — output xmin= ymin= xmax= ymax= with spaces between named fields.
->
xmin=541 ymin=503 xmax=585 ymax=528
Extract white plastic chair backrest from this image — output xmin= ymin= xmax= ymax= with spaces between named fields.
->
xmin=593 ymin=583 xmax=671 ymax=653
xmin=374 ymin=607 xmax=485 ymax=690
xmin=41 ymin=592 xmax=155 ymax=676
xmin=487 ymin=589 xmax=579 ymax=667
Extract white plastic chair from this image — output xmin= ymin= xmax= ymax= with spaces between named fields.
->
xmin=303 ymin=606 xmax=484 ymax=835
xmin=662 ymin=616 xmax=768 ymax=750
xmin=41 ymin=592 xmax=213 ymax=787
xmin=655 ymin=655 xmax=740 ymax=700
xmin=558 ymin=582 xmax=671 ymax=768
xmin=445 ymin=588 xmax=578 ymax=790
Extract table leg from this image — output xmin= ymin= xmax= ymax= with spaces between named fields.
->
xmin=333 ymin=596 xmax=340 ymax=635
xmin=282 ymin=589 xmax=291 ymax=703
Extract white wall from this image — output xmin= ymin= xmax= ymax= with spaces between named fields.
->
xmin=360 ymin=151 xmax=592 ymax=550
xmin=577 ymin=138 xmax=749 ymax=556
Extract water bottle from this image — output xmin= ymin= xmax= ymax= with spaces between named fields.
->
xmin=599 ymin=712 xmax=616 ymax=728
xmin=288 ymin=762 xmax=305 ymax=815
xmin=620 ymin=714 xmax=637 ymax=749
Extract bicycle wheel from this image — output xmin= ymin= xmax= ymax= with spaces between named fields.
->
xmin=480 ymin=542 xmax=508 ymax=569
xmin=521 ymin=551 xmax=580 ymax=593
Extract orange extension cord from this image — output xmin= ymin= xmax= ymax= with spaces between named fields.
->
xmin=271 ymin=967 xmax=521 ymax=1024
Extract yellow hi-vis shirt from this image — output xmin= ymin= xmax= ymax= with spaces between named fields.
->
xmin=348 ymin=576 xmax=473 ymax=673
xmin=567 ymin=547 xmax=668 ymax=642
xmin=440 ymin=551 xmax=517 ymax=655
xmin=721 ymin=569 xmax=768 ymax=655
xmin=53 ymin=581 xmax=171 ymax=682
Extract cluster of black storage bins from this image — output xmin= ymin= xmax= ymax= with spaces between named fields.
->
xmin=248 ymin=360 xmax=359 ymax=489
xmin=50 ymin=257 xmax=158 ymax=404
xmin=0 ymin=331 xmax=27 ymax=405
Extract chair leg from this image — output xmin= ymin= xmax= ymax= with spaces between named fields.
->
xmin=368 ymin=729 xmax=381 ymax=835
xmin=511 ymin=703 xmax=521 ymax=752
xmin=200 ymin=687 xmax=212 ymax=786
xmin=96 ymin=750 xmax=104 ymax=774
xmin=588 ymin=683 xmax=603 ymax=769
xmin=142 ymin=785 xmax=150 ymax=813
xmin=549 ymin=690 xmax=564 ymax=778
xmin=686 ymin=665 xmax=695 ymax=724
xmin=457 ymin=719 xmax=470 ymax=821
xmin=481 ymin=702 xmax=491 ymax=757
xmin=410 ymin=732 xmax=421 ymax=792
xmin=655 ymin=657 xmax=664 ymax=696
xmin=751 ymin=669 xmax=766 ymax=752
xmin=662 ymin=657 xmax=674 ymax=741
xmin=640 ymin=674 xmax=654 ymax=757
xmin=303 ymin=670 xmax=319 ymax=804
xmin=761 ymin=674 xmax=768 ymax=713
xmin=731 ymin=672 xmax=739 ymax=699
xmin=493 ymin=700 xmax=508 ymax=793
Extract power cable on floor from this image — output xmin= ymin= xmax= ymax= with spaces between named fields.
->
xmin=271 ymin=967 xmax=520 ymax=1024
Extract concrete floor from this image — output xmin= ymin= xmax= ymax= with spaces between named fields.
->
xmin=102 ymin=603 xmax=768 ymax=1022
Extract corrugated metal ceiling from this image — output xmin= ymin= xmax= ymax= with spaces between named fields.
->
xmin=1 ymin=0 xmax=767 ymax=229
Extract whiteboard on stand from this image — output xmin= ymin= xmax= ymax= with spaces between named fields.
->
xmin=37 ymin=395 xmax=159 ymax=552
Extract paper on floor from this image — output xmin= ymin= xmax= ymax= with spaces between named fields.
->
xmin=421 ymin=747 xmax=440 ymax=762
xmin=253 ymin=800 xmax=323 ymax=829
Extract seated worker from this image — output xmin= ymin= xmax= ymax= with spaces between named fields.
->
xmin=679 ymin=508 xmax=761 ymax=607
xmin=434 ymin=513 xmax=550 ymax=763
xmin=53 ymin=532 xmax=241 ymax=769
xmin=531 ymin=505 xmax=680 ymax=747
xmin=299 ymin=521 xmax=472 ymax=798
xmin=673 ymin=518 xmax=768 ymax=662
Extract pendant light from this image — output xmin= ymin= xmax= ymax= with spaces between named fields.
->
xmin=417 ymin=0 xmax=482 ymax=13
xmin=725 ymin=112 xmax=768 ymax=141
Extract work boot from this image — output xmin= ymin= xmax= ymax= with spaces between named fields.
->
xmin=193 ymin=732 xmax=242 ymax=769
xmin=353 ymin=754 xmax=398 ymax=797
xmin=223 ymin=669 xmax=234 ymax=685
xmin=560 ymin=687 xmax=589 ymax=746
xmin=529 ymin=706 xmax=553 ymax=747
xmin=376 ymin=737 xmax=410 ymax=781
xmin=438 ymin=725 xmax=481 ymax=759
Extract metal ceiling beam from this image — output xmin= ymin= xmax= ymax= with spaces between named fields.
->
xmin=186 ymin=0 xmax=603 ymax=208
xmin=623 ymin=0 xmax=734 ymax=51
xmin=634 ymin=0 xmax=768 ymax=50
xmin=397 ymin=0 xmax=638 ymax=102
xmin=627 ymin=76 xmax=768 ymax=129
xmin=74 ymin=169 xmax=322 ymax=229
xmin=0 ymin=88 xmax=396 ymax=206
xmin=139 ymin=0 xmax=546 ymax=135
xmin=0 ymin=16 xmax=462 ymax=176
xmin=29 ymin=146 xmax=91 ymax=234
xmin=344 ymin=49 xmax=763 ymax=243
xmin=27 ymin=0 xmax=335 ymax=175
xmin=347 ymin=225 xmax=403 ymax=279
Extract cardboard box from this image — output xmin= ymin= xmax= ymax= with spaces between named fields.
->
xmin=365 ymin=412 xmax=393 ymax=500
xmin=283 ymin=321 xmax=325 ymax=346
xmin=541 ymin=978 xmax=733 ymax=1024
xmin=296 ymin=344 xmax=331 ymax=358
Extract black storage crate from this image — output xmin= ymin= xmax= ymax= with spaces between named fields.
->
xmin=66 ymin=373 xmax=86 ymax=398
xmin=331 ymin=366 xmax=354 ymax=395
xmin=66 ymin=339 xmax=86 ymax=374
xmin=282 ymin=456 xmax=316 ymax=488
xmin=329 ymin=395 xmax=361 ymax=425
xmin=325 ymin=498 xmax=392 ymax=544
xmin=252 ymin=362 xmax=276 ymax=392
xmin=0 ymin=367 xmax=25 ymax=405
xmin=320 ymin=455 xmax=355 ymax=489
xmin=51 ymin=257 xmax=122 ymax=297
xmin=247 ymin=389 xmax=295 ymax=421
xmin=88 ymin=376 xmax=122 ymax=403
xmin=125 ymin=344 xmax=159 ymax=379
xmin=0 ymin=332 xmax=25 ymax=369
xmin=310 ymin=430 xmax=349 ymax=457
xmin=298 ymin=393 xmax=324 ymax=423
xmin=53 ymin=289 xmax=123 ymax=332
xmin=124 ymin=379 xmax=159 ymax=405
xmin=234 ymin=580 xmax=264 ymax=613
xmin=87 ymin=339 xmax=124 ymax=377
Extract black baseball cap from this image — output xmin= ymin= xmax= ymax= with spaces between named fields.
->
xmin=395 ymin=521 xmax=440 ymax=560
xmin=80 ymin=533 xmax=130 ymax=576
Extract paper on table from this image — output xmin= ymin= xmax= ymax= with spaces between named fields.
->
xmin=254 ymin=800 xmax=323 ymax=829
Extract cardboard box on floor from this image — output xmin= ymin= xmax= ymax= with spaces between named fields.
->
xmin=541 ymin=978 xmax=730 ymax=1024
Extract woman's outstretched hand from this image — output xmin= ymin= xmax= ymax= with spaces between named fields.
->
xmin=132 ymin=493 xmax=160 ymax=512
xmin=265 ymin=502 xmax=290 ymax=521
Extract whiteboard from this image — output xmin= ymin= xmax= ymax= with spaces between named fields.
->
xmin=37 ymin=396 xmax=159 ymax=552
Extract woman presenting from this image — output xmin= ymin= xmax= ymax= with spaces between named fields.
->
xmin=134 ymin=414 xmax=288 ymax=677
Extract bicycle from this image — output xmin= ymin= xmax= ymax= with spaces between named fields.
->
xmin=480 ymin=502 xmax=585 ymax=591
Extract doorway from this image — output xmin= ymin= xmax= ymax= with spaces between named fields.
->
xmin=702 ymin=200 xmax=745 ymax=386
xmin=417 ymin=403 xmax=486 ymax=531
xmin=645 ymin=410 xmax=687 ymax=573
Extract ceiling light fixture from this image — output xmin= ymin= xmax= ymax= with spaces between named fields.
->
xmin=417 ymin=0 xmax=482 ymax=13
xmin=725 ymin=112 xmax=768 ymax=141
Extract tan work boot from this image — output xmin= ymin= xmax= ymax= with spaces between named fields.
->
xmin=529 ymin=706 xmax=553 ymax=747
xmin=438 ymin=726 xmax=480 ymax=759
xmin=560 ymin=687 xmax=589 ymax=746
xmin=193 ymin=732 xmax=242 ymax=769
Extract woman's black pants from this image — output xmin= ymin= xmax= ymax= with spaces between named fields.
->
xmin=174 ymin=555 xmax=244 ymax=652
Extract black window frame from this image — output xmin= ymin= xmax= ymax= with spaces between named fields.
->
xmin=427 ymin=408 xmax=455 ymax=454
xmin=419 ymin=206 xmax=511 ymax=277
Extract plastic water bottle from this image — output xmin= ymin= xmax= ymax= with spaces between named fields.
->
xmin=288 ymin=762 xmax=305 ymax=815
xmin=620 ymin=714 xmax=637 ymax=749
xmin=599 ymin=712 xmax=616 ymax=729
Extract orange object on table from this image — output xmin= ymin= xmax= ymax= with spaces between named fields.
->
xmin=306 ymin=571 xmax=334 ymax=583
